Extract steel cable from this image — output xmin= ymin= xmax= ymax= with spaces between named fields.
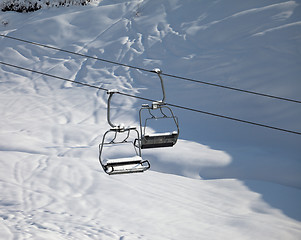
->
xmin=1 ymin=61 xmax=300 ymax=136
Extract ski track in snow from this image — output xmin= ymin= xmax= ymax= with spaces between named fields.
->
xmin=1 ymin=0 xmax=301 ymax=239
xmin=253 ymin=21 xmax=301 ymax=36
xmin=1 ymin=152 xmax=301 ymax=239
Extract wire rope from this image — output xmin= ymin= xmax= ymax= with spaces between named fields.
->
xmin=1 ymin=60 xmax=300 ymax=136
xmin=1 ymin=33 xmax=301 ymax=104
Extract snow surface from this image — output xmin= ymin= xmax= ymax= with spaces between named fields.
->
xmin=1 ymin=0 xmax=301 ymax=239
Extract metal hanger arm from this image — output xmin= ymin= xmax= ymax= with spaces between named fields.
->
xmin=107 ymin=89 xmax=118 ymax=129
xmin=152 ymin=68 xmax=166 ymax=104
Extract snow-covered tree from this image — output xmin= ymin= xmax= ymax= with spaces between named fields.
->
xmin=1 ymin=0 xmax=91 ymax=12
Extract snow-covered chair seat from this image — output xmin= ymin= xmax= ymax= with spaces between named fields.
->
xmin=104 ymin=156 xmax=150 ymax=175
xmin=141 ymin=131 xmax=178 ymax=149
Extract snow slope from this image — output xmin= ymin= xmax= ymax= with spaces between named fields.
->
xmin=0 ymin=0 xmax=301 ymax=239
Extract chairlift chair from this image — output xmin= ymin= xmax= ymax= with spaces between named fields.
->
xmin=99 ymin=90 xmax=150 ymax=175
xmin=138 ymin=69 xmax=179 ymax=149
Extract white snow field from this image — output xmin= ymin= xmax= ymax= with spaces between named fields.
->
xmin=1 ymin=0 xmax=301 ymax=239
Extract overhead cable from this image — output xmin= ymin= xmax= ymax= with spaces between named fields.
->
xmin=1 ymin=61 xmax=300 ymax=136
xmin=1 ymin=33 xmax=301 ymax=104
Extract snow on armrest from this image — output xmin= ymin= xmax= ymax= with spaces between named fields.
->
xmin=145 ymin=131 xmax=178 ymax=137
xmin=106 ymin=156 xmax=142 ymax=164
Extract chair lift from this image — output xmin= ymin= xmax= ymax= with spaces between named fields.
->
xmin=99 ymin=90 xmax=150 ymax=175
xmin=138 ymin=68 xmax=179 ymax=149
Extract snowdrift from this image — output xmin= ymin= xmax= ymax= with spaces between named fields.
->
xmin=1 ymin=0 xmax=301 ymax=239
